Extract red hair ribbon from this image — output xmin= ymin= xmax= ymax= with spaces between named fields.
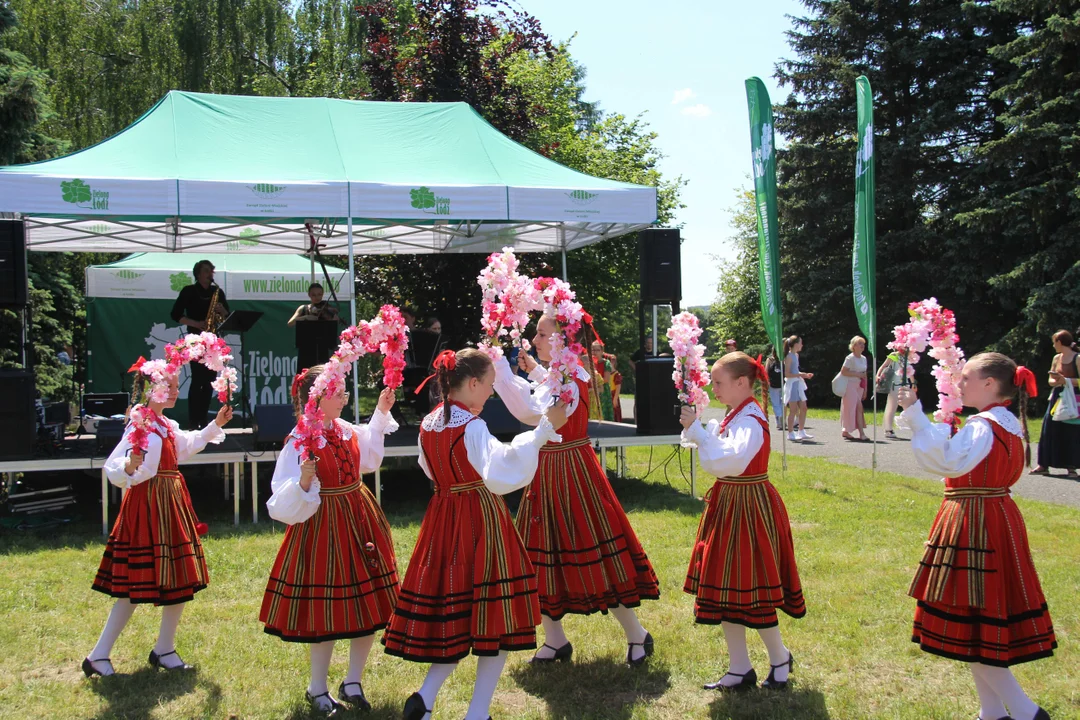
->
xmin=1013 ymin=366 xmax=1037 ymax=397
xmin=127 ymin=356 xmax=148 ymax=373
xmin=753 ymin=354 xmax=768 ymax=386
xmin=414 ymin=350 xmax=458 ymax=396
xmin=582 ymin=311 xmax=603 ymax=346
xmin=291 ymin=369 xmax=310 ymax=398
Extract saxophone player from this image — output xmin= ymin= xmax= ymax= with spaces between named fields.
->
xmin=171 ymin=260 xmax=230 ymax=429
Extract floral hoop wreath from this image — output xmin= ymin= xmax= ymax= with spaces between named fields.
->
xmin=667 ymin=312 xmax=711 ymax=416
xmin=887 ymin=298 xmax=965 ymax=427
xmin=291 ymin=305 xmax=408 ymax=459
xmin=477 ymin=247 xmax=539 ymax=359
xmin=125 ymin=332 xmax=238 ymax=452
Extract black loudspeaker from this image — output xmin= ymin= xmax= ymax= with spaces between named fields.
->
xmin=635 ymin=358 xmax=682 ymax=435
xmin=254 ymin=404 xmax=296 ymax=449
xmin=84 ymin=393 xmax=129 ymax=417
xmin=95 ymin=419 xmax=126 ymax=455
xmin=639 ymin=228 xmax=681 ymax=304
xmin=0 ymin=370 xmax=36 ymax=459
xmin=0 ymin=220 xmax=28 ymax=308
xmin=480 ymin=395 xmax=523 ymax=439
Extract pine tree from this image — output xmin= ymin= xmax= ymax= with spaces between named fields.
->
xmin=0 ymin=1 xmax=64 ymax=164
xmin=774 ymin=0 xmax=1016 ymax=398
xmin=955 ymin=0 xmax=1080 ymax=361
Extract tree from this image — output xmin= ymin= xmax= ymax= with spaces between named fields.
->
xmin=706 ymin=187 xmax=768 ymax=356
xmin=0 ymin=1 xmax=64 ymax=164
xmin=774 ymin=0 xmax=1018 ymax=401
xmin=954 ymin=0 xmax=1080 ymax=366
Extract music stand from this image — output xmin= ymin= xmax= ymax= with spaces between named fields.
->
xmin=217 ymin=310 xmax=263 ymax=423
xmin=296 ymin=321 xmax=339 ymax=370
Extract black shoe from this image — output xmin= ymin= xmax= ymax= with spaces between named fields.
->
xmin=148 ymin=649 xmax=194 ymax=671
xmin=81 ymin=657 xmax=113 ymax=677
xmin=1034 ymin=709 xmax=1051 ymax=720
xmin=761 ymin=652 xmax=794 ymax=689
xmin=338 ymin=681 xmax=371 ymax=711
xmin=626 ymin=632 xmax=653 ymax=667
xmin=306 ymin=690 xmax=343 ymax=717
xmin=704 ymin=668 xmax=757 ymax=691
xmin=403 ymin=692 xmax=431 ymax=720
xmin=528 ymin=642 xmax=573 ymax=664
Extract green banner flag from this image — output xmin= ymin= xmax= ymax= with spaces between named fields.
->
xmin=745 ymin=77 xmax=784 ymax=352
xmin=853 ymin=76 xmax=877 ymax=358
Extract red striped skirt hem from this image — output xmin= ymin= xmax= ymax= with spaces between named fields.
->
xmin=264 ymin=622 xmax=388 ymax=644
xmin=91 ymin=581 xmax=206 ymax=606
xmin=382 ymin=628 xmax=537 ymax=663
xmin=912 ymin=600 xmax=1056 ymax=667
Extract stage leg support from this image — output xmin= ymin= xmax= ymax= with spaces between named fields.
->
xmin=250 ymin=460 xmax=258 ymax=523
xmin=101 ymin=468 xmax=109 ymax=537
xmin=375 ymin=468 xmax=382 ymax=505
xmin=690 ymin=448 xmax=697 ymax=498
xmin=233 ymin=462 xmax=240 ymax=526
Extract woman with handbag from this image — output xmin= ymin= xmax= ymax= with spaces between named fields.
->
xmin=838 ymin=336 xmax=869 ymax=441
xmin=1031 ymin=329 xmax=1079 ymax=477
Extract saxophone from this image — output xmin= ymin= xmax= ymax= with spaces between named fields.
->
xmin=205 ymin=284 xmax=225 ymax=333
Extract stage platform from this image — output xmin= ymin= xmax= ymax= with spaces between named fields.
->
xmin=1 ymin=421 xmax=690 ymax=536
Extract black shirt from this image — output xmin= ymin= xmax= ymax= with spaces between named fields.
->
xmin=766 ymin=357 xmax=782 ymax=389
xmin=171 ymin=283 xmax=229 ymax=334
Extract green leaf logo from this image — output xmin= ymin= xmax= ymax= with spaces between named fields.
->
xmin=410 ymin=186 xmax=436 ymax=210
xmin=169 ymin=272 xmax=190 ymax=292
xmin=566 ymin=190 xmax=599 ymax=206
xmin=238 ymin=228 xmax=261 ymax=246
xmin=112 ymin=270 xmax=144 ymax=281
xmin=249 ymin=183 xmax=287 ymax=198
xmin=87 ymin=223 xmax=110 ymax=234
xmin=61 ymin=179 xmax=92 ymax=206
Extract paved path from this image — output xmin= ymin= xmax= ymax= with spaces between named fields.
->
xmin=622 ymin=399 xmax=1080 ymax=509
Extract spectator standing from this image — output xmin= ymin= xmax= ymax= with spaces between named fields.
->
xmin=764 ymin=348 xmax=784 ymax=431
xmin=839 ymin=336 xmax=869 ymax=441
xmin=1031 ymin=329 xmax=1079 ymax=477
xmin=875 ymin=351 xmax=903 ymax=439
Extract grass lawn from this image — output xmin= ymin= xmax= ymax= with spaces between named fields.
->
xmin=1 ymin=448 xmax=1077 ymax=719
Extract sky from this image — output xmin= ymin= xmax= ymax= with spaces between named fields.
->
xmin=526 ymin=0 xmax=805 ymax=307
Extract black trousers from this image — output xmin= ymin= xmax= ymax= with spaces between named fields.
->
xmin=188 ymin=362 xmax=215 ymax=430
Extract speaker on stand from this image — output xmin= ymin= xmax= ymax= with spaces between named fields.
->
xmin=635 ymin=229 xmax=682 ymax=435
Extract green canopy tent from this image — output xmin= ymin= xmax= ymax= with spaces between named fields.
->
xmin=85 ymin=253 xmax=353 ymax=421
xmin=0 ymin=91 xmax=657 ymax=418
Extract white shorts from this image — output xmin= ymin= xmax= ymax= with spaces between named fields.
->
xmin=783 ymin=378 xmax=807 ymax=404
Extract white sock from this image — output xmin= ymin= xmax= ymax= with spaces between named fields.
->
xmin=971 ymin=665 xmax=1009 ymax=720
xmin=418 ymin=661 xmax=458 ymax=711
xmin=89 ymin=598 xmax=136 ymax=673
xmin=153 ymin=603 xmax=186 ymax=666
xmin=344 ymin=635 xmax=374 ymax=685
xmin=464 ymin=652 xmax=507 ymax=720
xmin=717 ymin=622 xmax=752 ymax=686
xmin=535 ymin=616 xmax=569 ymax=658
xmin=757 ymin=626 xmax=791 ymax=682
xmin=610 ymin=605 xmax=648 ymax=660
xmin=307 ymin=641 xmax=334 ymax=698
xmin=972 ymin=664 xmax=1039 ymax=720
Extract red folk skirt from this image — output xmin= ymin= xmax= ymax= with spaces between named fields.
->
xmin=260 ymin=481 xmax=399 ymax=642
xmin=516 ymin=437 xmax=660 ymax=620
xmin=909 ymin=489 xmax=1057 ymax=666
xmin=684 ymin=474 xmax=806 ymax=627
xmin=93 ymin=470 xmax=209 ymax=606
xmin=383 ymin=481 xmax=540 ymax=662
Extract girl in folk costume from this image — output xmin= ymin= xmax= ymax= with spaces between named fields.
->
xmin=494 ymin=316 xmax=661 ymax=665
xmin=383 ymin=349 xmax=567 ymax=720
xmin=260 ymin=367 xmax=400 ymax=716
xmin=898 ymin=353 xmax=1055 ymax=720
xmin=678 ymin=352 xmax=805 ymax=691
xmin=84 ymin=368 xmax=233 ymax=677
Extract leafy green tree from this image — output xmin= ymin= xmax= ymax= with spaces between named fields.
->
xmin=706 ymin=187 xmax=768 ymax=356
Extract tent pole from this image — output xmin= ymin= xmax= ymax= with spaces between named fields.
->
xmin=561 ymin=249 xmax=568 ymax=281
xmin=348 ymin=216 xmax=358 ymax=423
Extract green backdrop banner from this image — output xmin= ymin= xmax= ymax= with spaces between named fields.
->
xmin=854 ymin=75 xmax=877 ymax=358
xmin=745 ymin=77 xmax=784 ymax=351
xmin=87 ymin=299 xmax=301 ymax=423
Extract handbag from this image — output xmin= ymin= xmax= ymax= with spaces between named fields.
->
xmin=1051 ymin=385 xmax=1080 ymax=423
xmin=875 ymin=362 xmax=896 ymax=395
xmin=831 ymin=371 xmax=847 ymax=398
